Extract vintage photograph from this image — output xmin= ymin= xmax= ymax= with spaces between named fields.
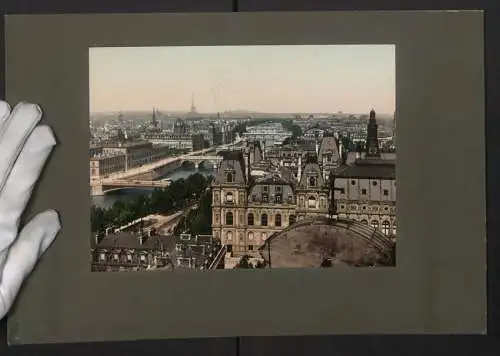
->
xmin=89 ymin=45 xmax=397 ymax=272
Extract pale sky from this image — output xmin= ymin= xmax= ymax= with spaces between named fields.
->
xmin=89 ymin=45 xmax=395 ymax=115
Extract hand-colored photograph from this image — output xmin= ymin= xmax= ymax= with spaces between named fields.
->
xmin=89 ymin=45 xmax=397 ymax=271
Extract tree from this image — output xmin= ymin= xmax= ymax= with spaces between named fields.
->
xmin=235 ymin=255 xmax=254 ymax=269
xmin=320 ymin=258 xmax=333 ymax=267
xmin=255 ymin=260 xmax=267 ymax=268
xmin=90 ymin=172 xmax=213 ymax=233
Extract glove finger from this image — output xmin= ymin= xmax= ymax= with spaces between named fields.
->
xmin=0 ymin=102 xmax=43 ymax=195
xmin=0 ymin=101 xmax=11 ymax=132
xmin=0 ymin=210 xmax=60 ymax=319
xmin=0 ymin=125 xmax=56 ymax=266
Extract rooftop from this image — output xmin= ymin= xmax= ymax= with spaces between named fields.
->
xmin=93 ymin=231 xmax=175 ymax=251
xmin=335 ymin=159 xmax=396 ymax=180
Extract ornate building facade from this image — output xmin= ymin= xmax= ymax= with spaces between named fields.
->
xmin=211 ymin=108 xmax=397 ymax=267
xmin=211 ymin=144 xmax=332 ymax=266
xmin=333 ymin=109 xmax=397 ymax=239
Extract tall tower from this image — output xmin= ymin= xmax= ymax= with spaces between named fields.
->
xmin=365 ymin=108 xmax=381 ymax=158
xmin=190 ymin=93 xmax=197 ymax=114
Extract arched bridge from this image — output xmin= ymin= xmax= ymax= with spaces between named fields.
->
xmin=91 ymin=179 xmax=171 ymax=195
xmin=180 ymin=155 xmax=223 ymax=170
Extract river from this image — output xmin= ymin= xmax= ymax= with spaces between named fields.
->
xmin=91 ymin=167 xmax=215 ymax=209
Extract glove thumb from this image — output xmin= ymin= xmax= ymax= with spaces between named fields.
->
xmin=0 ymin=209 xmax=61 ymax=319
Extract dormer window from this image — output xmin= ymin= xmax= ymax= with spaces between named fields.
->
xmin=309 ymin=176 xmax=316 ymax=187
xmin=226 ymin=172 xmax=233 ymax=183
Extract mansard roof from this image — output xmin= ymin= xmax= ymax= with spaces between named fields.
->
xmin=318 ymin=135 xmax=340 ymax=159
xmin=213 ymin=150 xmax=247 ymax=185
xmin=297 ymin=160 xmax=326 ymax=189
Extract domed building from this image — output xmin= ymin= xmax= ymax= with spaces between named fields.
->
xmin=258 ymin=216 xmax=395 ymax=268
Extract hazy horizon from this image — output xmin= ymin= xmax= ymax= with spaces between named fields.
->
xmin=90 ymin=45 xmax=395 ymax=115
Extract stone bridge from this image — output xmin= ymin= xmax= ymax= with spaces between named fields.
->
xmin=91 ymin=179 xmax=172 ymax=196
xmin=180 ymin=155 xmax=223 ymax=170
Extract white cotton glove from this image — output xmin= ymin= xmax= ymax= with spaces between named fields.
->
xmin=0 ymin=101 xmax=61 ymax=320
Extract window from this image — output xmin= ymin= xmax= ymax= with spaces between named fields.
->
xmin=340 ymin=188 xmax=345 ymax=194
xmin=248 ymin=245 xmax=254 ymax=251
xmin=261 ymin=213 xmax=268 ymax=226
xmin=227 ymin=244 xmax=233 ymax=253
xmin=340 ymin=204 xmax=345 ymax=210
xmin=361 ymin=220 xmax=368 ymax=225
xmin=113 ymin=254 xmax=119 ymax=261
xmin=275 ymin=214 xmax=282 ymax=227
xmin=275 ymin=194 xmax=283 ymax=203
xmin=371 ymin=220 xmax=379 ymax=230
xmin=261 ymin=232 xmax=267 ymax=240
xmin=289 ymin=214 xmax=296 ymax=225
xmin=361 ymin=188 xmax=367 ymax=195
xmin=320 ymin=198 xmax=326 ymax=208
xmin=276 ymin=186 xmax=282 ymax=192
xmin=309 ymin=176 xmax=316 ymax=187
xmin=247 ymin=213 xmax=255 ymax=226
xmin=392 ymin=222 xmax=397 ymax=235
xmin=100 ymin=253 xmax=106 ymax=261
xmin=351 ymin=180 xmax=356 ymax=185
xmin=248 ymin=232 xmax=254 ymax=240
xmin=382 ymin=221 xmax=390 ymax=235
xmin=225 ymin=212 xmax=233 ymax=225
xmin=372 ymin=181 xmax=378 ymax=186
xmin=127 ymin=254 xmax=132 ymax=261
xmin=263 ymin=186 xmax=269 ymax=192
xmin=226 ymin=172 xmax=233 ymax=182
xmin=226 ymin=231 xmax=233 ymax=240
xmin=308 ymin=196 xmax=317 ymax=208
xmin=225 ymin=192 xmax=233 ymax=203
xmin=383 ymin=189 xmax=389 ymax=196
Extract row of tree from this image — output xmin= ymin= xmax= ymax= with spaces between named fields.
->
xmin=91 ymin=173 xmax=213 ymax=234
xmin=173 ymin=186 xmax=213 ymax=236
xmin=234 ymin=255 xmax=266 ymax=269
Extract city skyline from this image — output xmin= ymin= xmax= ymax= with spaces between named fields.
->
xmin=89 ymin=45 xmax=395 ymax=115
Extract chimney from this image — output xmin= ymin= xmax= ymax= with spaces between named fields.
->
xmin=297 ymin=155 xmax=302 ymax=182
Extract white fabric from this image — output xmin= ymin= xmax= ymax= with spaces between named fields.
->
xmin=0 ymin=101 xmax=61 ymax=319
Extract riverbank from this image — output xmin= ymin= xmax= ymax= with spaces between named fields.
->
xmin=91 ymin=167 xmax=214 ymax=209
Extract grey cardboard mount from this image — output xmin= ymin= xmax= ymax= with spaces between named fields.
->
xmin=4 ymin=11 xmax=485 ymax=345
